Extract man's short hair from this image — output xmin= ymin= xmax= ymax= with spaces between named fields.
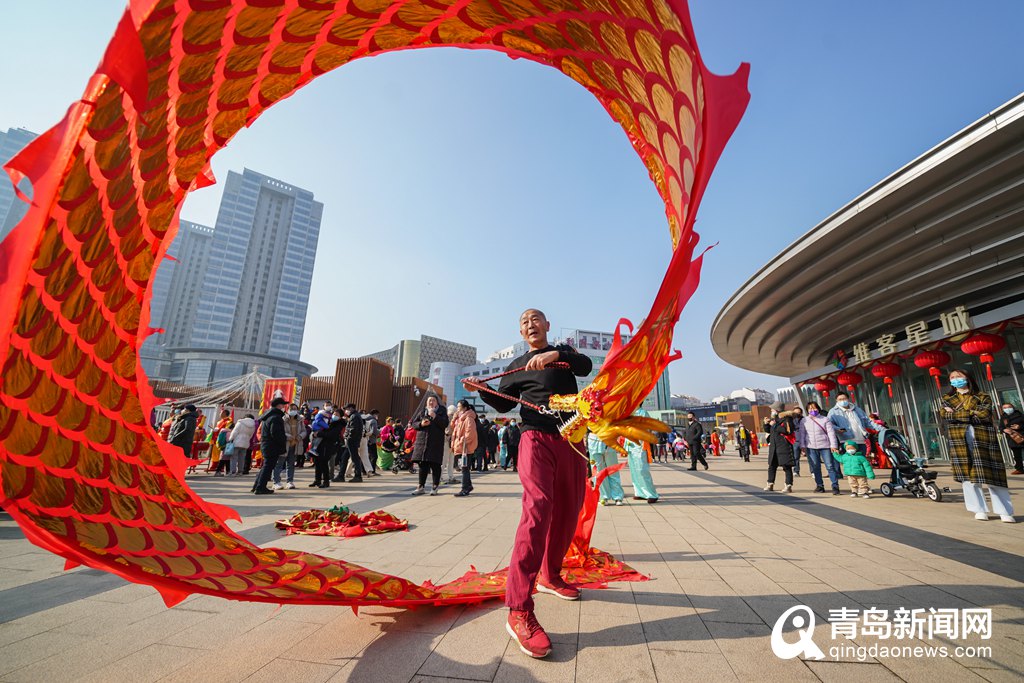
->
xmin=271 ymin=397 xmax=288 ymax=407
xmin=836 ymin=392 xmax=850 ymax=400
xmin=370 ymin=409 xmax=379 ymax=415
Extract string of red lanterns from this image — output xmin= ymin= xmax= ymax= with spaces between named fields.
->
xmin=809 ymin=326 xmax=1009 ymax=400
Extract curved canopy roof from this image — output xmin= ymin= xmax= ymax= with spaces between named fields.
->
xmin=711 ymin=94 xmax=1024 ymax=378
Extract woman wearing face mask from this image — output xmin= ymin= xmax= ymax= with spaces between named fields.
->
xmin=998 ymin=402 xmax=1023 ymax=475
xmin=764 ymin=402 xmax=796 ymax=493
xmin=273 ymin=403 xmax=306 ymax=489
xmin=941 ymin=369 xmax=1015 ymax=522
xmin=796 ymin=401 xmax=840 ymax=494
xmin=411 ymin=394 xmax=449 ymax=495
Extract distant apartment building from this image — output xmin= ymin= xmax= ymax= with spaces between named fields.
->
xmin=776 ymin=385 xmax=817 ymax=406
xmin=365 ymin=335 xmax=477 ymax=381
xmin=728 ymin=387 xmax=775 ymax=405
xmin=670 ymin=394 xmax=704 ymax=410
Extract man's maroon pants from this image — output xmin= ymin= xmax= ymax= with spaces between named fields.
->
xmin=505 ymin=430 xmax=587 ymax=612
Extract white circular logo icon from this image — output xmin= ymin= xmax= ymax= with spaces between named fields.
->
xmin=771 ymin=605 xmax=826 ymax=660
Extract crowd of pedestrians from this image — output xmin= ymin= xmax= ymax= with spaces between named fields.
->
xmin=150 ymin=341 xmax=1019 ymax=665
xmin=153 ymin=394 xmax=524 ymax=500
xmin=156 ymin=377 xmax=1021 ymax=523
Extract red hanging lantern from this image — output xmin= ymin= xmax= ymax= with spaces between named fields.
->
xmin=913 ymin=349 xmax=951 ymax=389
xmin=836 ymin=371 xmax=862 ymax=399
xmin=960 ymin=332 xmax=1006 ymax=381
xmin=813 ymin=378 xmax=837 ymax=406
xmin=870 ymin=362 xmax=902 ymax=398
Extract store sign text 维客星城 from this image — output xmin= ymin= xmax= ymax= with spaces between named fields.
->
xmin=843 ymin=306 xmax=972 ymax=367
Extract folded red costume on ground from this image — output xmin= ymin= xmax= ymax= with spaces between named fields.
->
xmin=276 ymin=504 xmax=409 ymax=538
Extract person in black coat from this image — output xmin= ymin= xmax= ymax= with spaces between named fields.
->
xmin=765 ymin=403 xmax=796 ymax=492
xmin=253 ymin=397 xmax=288 ymax=495
xmin=168 ymin=405 xmax=198 ymax=460
xmin=1000 ymin=402 xmax=1024 ymax=474
xmin=312 ymin=409 xmax=345 ymax=488
xmin=683 ymin=412 xmax=708 ymax=471
xmin=486 ymin=423 xmax=500 ymax=466
xmin=474 ymin=417 xmax=490 ymax=471
xmin=335 ymin=403 xmax=365 ymax=483
xmin=502 ymin=419 xmax=522 ymax=471
xmin=411 ymin=394 xmax=449 ymax=494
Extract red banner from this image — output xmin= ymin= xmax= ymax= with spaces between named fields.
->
xmin=261 ymin=378 xmax=297 ymax=412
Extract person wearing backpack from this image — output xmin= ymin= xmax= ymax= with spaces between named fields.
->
xmin=213 ymin=418 xmax=234 ymax=476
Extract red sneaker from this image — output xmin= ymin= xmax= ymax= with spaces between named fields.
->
xmin=536 ymin=576 xmax=581 ymax=601
xmin=506 ymin=610 xmax=552 ymax=658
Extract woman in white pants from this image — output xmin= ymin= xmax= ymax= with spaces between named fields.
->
xmin=941 ymin=369 xmax=1015 ymax=523
xmin=347 ymin=433 xmax=375 ymax=478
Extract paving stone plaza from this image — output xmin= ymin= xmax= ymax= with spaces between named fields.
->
xmin=0 ymin=450 xmax=1020 ymax=682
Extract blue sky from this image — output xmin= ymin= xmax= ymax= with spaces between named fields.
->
xmin=1 ymin=2 xmax=1022 ymax=400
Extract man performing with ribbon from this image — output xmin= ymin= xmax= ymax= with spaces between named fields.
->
xmin=463 ymin=309 xmax=592 ymax=659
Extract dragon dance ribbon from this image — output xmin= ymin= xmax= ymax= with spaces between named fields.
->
xmin=0 ymin=0 xmax=747 ymax=607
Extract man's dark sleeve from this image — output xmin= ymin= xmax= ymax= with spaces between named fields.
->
xmin=557 ymin=345 xmax=592 ymax=376
xmin=479 ymin=372 xmax=520 ymax=414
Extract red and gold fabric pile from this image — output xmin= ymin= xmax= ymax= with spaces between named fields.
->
xmin=276 ymin=505 xmax=409 ymax=538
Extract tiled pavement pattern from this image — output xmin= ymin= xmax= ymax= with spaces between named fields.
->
xmin=0 ymin=448 xmax=1021 ymax=682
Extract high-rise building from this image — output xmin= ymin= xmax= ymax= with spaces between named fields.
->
xmin=365 ymin=335 xmax=476 ymax=380
xmin=152 ymin=221 xmax=215 ymax=348
xmin=189 ymin=168 xmax=322 ymax=359
xmin=140 ymin=220 xmax=214 ymax=377
xmin=0 ymin=127 xmax=38 ymax=240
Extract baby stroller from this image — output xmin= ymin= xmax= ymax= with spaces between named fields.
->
xmin=877 ymin=429 xmax=942 ymax=501
xmin=389 ymin=431 xmax=415 ymax=473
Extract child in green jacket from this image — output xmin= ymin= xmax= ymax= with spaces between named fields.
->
xmin=834 ymin=439 xmax=876 ymax=498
